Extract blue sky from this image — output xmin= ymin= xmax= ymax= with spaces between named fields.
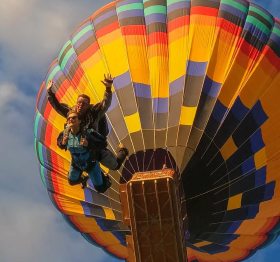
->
xmin=0 ymin=0 xmax=279 ymax=262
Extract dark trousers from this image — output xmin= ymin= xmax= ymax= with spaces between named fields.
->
xmin=98 ymin=148 xmax=127 ymax=170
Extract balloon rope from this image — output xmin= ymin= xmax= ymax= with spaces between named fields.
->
xmin=186 ymin=173 xmax=248 ymax=201
xmin=186 ymin=184 xmax=228 ymax=201
xmin=166 ymin=150 xmax=174 ymax=170
xmin=143 ymin=151 xmax=145 ymax=172
xmin=187 ymin=147 xmax=280 ymax=201
xmin=134 ymin=154 xmax=140 ymax=173
xmin=146 ymin=150 xmax=155 ymax=171
xmin=127 ymin=158 xmax=136 ymax=174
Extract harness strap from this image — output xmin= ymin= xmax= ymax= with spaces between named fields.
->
xmin=81 ymin=126 xmax=87 ymax=138
xmin=72 ymin=151 xmax=89 ymax=157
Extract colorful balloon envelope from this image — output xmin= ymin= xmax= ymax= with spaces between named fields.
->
xmin=34 ymin=0 xmax=280 ymax=261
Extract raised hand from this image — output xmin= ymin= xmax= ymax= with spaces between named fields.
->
xmin=47 ymin=79 xmax=53 ymax=91
xmin=80 ymin=138 xmax=88 ymax=146
xmin=62 ymin=135 xmax=68 ymax=145
xmin=101 ymin=73 xmax=114 ymax=90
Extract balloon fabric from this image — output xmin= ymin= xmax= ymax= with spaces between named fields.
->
xmin=35 ymin=0 xmax=280 ymax=261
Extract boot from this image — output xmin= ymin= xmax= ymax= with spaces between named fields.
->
xmin=113 ymin=143 xmax=129 ymax=170
xmin=94 ymin=173 xmax=112 ymax=193
xmin=118 ymin=143 xmax=129 ymax=157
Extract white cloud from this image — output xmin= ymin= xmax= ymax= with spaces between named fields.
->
xmin=0 ymin=83 xmax=17 ymax=107
xmin=0 ymin=82 xmax=32 ymax=106
xmin=0 ymin=82 xmax=34 ymax=142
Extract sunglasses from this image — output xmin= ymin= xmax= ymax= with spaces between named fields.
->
xmin=77 ymin=101 xmax=89 ymax=106
xmin=67 ymin=116 xmax=78 ymax=121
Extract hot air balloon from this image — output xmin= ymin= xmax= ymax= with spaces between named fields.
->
xmin=34 ymin=0 xmax=280 ymax=261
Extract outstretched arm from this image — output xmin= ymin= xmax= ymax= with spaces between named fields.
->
xmin=47 ymin=79 xmax=71 ymax=118
xmin=92 ymin=74 xmax=114 ymax=121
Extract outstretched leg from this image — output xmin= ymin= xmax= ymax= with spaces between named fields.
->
xmin=68 ymin=163 xmax=89 ymax=186
xmin=87 ymin=161 xmax=112 ymax=193
xmin=99 ymin=143 xmax=129 ymax=170
xmin=86 ymin=161 xmax=103 ymax=186
xmin=94 ymin=172 xmax=112 ymax=194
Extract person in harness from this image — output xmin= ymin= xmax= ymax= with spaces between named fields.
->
xmin=57 ymin=108 xmax=128 ymax=193
xmin=47 ymin=73 xmax=114 ymax=138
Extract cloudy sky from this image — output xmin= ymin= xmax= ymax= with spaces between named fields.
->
xmin=0 ymin=0 xmax=279 ymax=262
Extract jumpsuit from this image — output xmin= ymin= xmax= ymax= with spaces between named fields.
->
xmin=66 ymin=130 xmax=103 ymax=186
